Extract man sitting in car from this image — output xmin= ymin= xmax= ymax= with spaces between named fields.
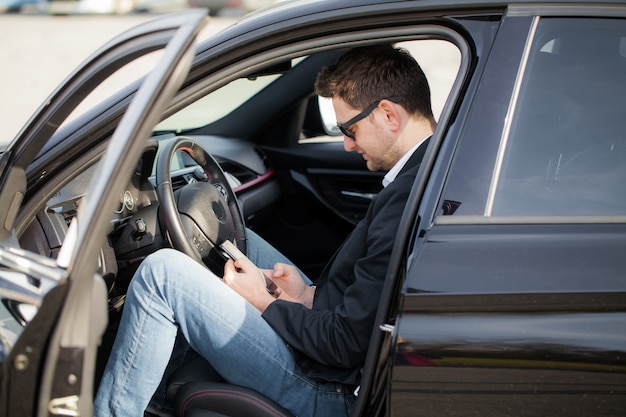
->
xmin=95 ymin=43 xmax=436 ymax=417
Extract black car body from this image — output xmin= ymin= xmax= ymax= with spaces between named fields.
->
xmin=0 ymin=1 xmax=625 ymax=416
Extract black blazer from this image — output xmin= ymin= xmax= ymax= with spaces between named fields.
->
xmin=262 ymin=140 xmax=429 ymax=385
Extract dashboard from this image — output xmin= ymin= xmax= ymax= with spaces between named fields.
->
xmin=19 ymin=135 xmax=281 ymax=294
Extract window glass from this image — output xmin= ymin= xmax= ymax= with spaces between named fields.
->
xmin=155 ymin=57 xmax=305 ymax=132
xmin=155 ymin=74 xmax=283 ymax=132
xmin=442 ymin=18 xmax=626 ymax=221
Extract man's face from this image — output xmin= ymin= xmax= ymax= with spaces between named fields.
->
xmin=333 ymin=97 xmax=402 ymax=172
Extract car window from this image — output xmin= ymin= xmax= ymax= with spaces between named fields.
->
xmin=155 ymin=74 xmax=282 ymax=131
xmin=154 ymin=57 xmax=304 ymax=132
xmin=57 ymin=51 xmax=163 ymax=130
xmin=440 ymin=17 xmax=626 ymax=222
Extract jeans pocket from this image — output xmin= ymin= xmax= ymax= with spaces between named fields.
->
xmin=344 ymin=393 xmax=356 ymax=416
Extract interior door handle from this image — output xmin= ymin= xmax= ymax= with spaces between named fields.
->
xmin=379 ymin=323 xmax=395 ymax=333
xmin=341 ymin=190 xmax=377 ymax=201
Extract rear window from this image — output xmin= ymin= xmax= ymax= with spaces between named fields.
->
xmin=441 ymin=17 xmax=626 ymax=223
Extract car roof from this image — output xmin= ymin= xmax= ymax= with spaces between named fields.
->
xmin=199 ymin=0 xmax=626 ymax=51
xmin=245 ymin=0 xmax=626 ymax=20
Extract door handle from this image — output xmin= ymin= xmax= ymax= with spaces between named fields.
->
xmin=341 ymin=190 xmax=377 ymax=201
xmin=379 ymin=323 xmax=395 ymax=333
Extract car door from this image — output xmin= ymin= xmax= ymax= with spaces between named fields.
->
xmin=390 ymin=5 xmax=626 ymax=417
xmin=0 ymin=10 xmax=206 ymax=416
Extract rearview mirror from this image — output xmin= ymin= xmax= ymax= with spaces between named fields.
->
xmin=247 ymin=61 xmax=292 ymax=79
xmin=319 ymin=96 xmax=341 ymax=136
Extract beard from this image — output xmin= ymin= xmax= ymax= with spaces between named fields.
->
xmin=363 ymin=141 xmax=403 ymax=172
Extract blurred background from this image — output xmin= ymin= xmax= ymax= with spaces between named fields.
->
xmin=0 ymin=0 xmax=459 ymax=146
xmin=0 ymin=1 xmax=280 ymax=144
xmin=0 ymin=0 xmax=273 ymax=16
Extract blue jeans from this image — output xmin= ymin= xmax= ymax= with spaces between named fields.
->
xmin=94 ymin=230 xmax=354 ymax=417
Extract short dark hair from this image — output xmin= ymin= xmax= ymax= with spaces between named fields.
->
xmin=315 ymin=44 xmax=434 ymax=122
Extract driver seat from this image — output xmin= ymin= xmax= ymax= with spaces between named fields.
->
xmin=176 ymin=379 xmax=293 ymax=417
xmin=166 ymin=357 xmax=294 ymax=417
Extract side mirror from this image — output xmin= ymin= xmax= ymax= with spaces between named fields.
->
xmin=318 ymin=96 xmax=341 ymax=136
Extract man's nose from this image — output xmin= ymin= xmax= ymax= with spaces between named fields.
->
xmin=343 ymin=136 xmax=356 ymax=152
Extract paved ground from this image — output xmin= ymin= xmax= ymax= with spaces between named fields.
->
xmin=0 ymin=12 xmax=237 ymax=143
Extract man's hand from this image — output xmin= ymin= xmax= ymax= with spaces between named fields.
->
xmin=223 ymin=258 xmax=316 ymax=312
xmin=265 ymin=263 xmax=315 ymax=309
xmin=223 ymin=257 xmax=276 ymax=312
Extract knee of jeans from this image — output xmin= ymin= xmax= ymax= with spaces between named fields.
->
xmin=132 ymin=249 xmax=184 ymax=288
xmin=152 ymin=249 xmax=191 ymax=270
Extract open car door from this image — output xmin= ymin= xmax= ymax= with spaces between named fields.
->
xmin=0 ymin=9 xmax=207 ymax=416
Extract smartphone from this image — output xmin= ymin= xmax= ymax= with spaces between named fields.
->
xmin=220 ymin=240 xmax=245 ymax=261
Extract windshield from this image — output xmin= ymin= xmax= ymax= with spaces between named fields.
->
xmin=155 ymin=74 xmax=281 ymax=132
xmin=154 ymin=57 xmax=307 ymax=132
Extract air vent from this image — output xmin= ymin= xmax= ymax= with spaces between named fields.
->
xmin=219 ymin=162 xmax=256 ymax=184
xmin=171 ymin=176 xmax=188 ymax=191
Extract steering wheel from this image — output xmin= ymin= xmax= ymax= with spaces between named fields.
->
xmin=155 ymin=137 xmax=247 ymax=271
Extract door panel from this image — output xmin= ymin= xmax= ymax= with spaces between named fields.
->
xmin=259 ymin=142 xmax=383 ymax=279
xmin=263 ymin=141 xmax=384 ymax=225
xmin=392 ymin=312 xmax=626 ymax=417
xmin=393 ymin=309 xmax=626 ymax=417
xmin=393 ymin=224 xmax=626 ymax=417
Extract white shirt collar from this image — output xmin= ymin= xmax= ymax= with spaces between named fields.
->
xmin=382 ymin=136 xmax=429 ymax=187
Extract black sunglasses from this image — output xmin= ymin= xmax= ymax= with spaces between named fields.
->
xmin=337 ymin=96 xmax=402 ymax=139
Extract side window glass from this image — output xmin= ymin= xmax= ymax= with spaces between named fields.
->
xmin=441 ymin=17 xmax=626 ymax=222
xmin=491 ymin=18 xmax=626 ymax=217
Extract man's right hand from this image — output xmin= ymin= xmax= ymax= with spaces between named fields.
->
xmin=264 ymin=263 xmax=315 ymax=308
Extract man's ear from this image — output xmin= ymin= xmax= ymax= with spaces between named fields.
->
xmin=379 ymin=99 xmax=402 ymax=132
